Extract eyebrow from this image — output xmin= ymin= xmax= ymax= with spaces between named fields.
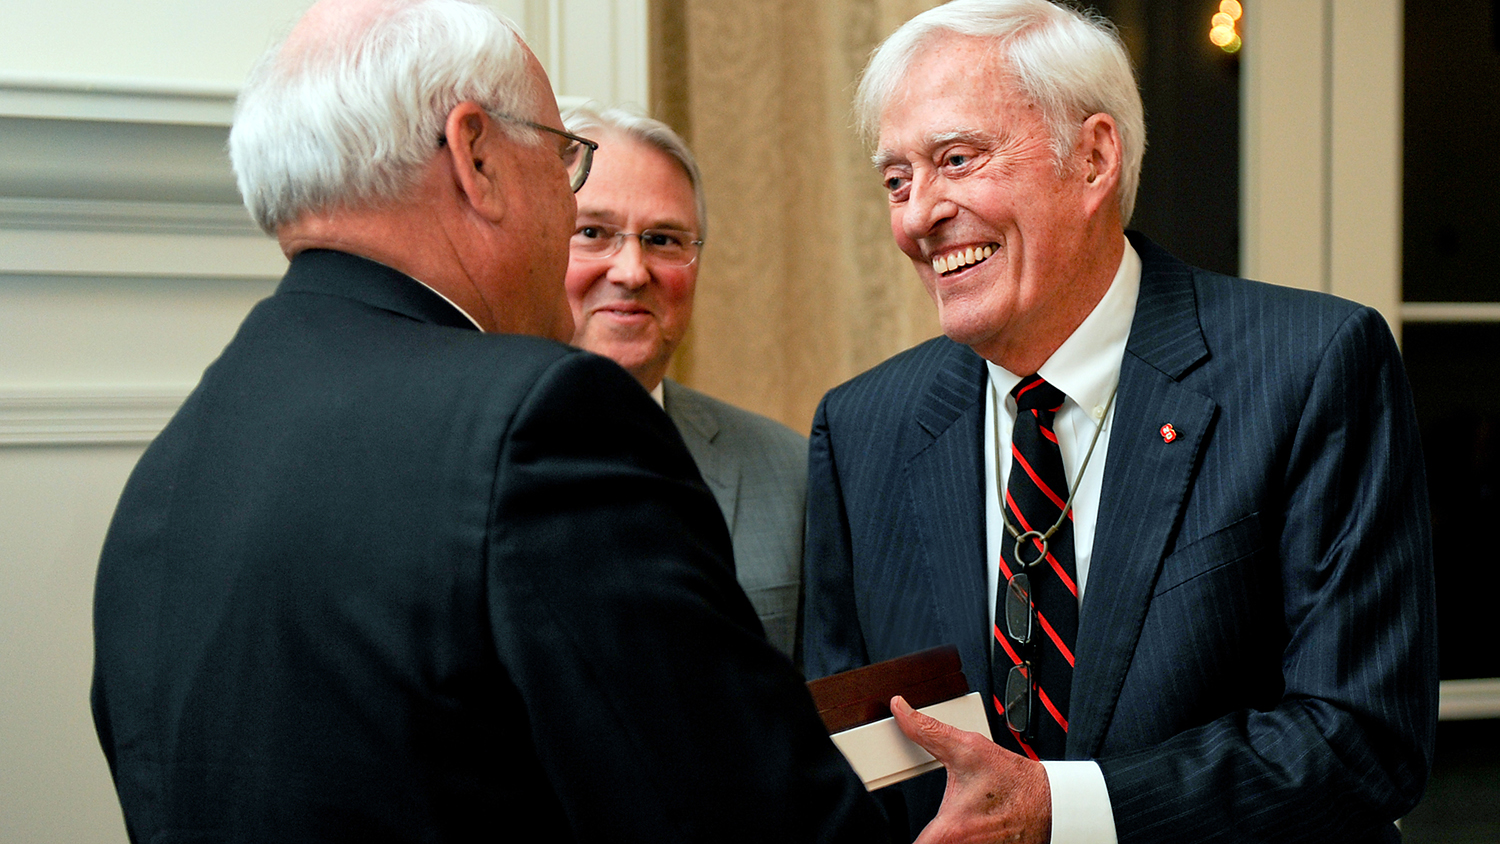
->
xmin=574 ymin=209 xmax=624 ymax=225
xmin=872 ymin=127 xmax=998 ymax=170
xmin=575 ymin=210 xmax=697 ymax=233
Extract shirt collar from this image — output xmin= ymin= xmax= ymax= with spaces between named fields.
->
xmin=985 ymin=236 xmax=1140 ymax=419
xmin=410 ymin=277 xmax=484 ymax=331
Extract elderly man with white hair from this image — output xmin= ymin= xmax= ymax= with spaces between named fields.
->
xmin=802 ymin=1 xmax=1437 ymax=842
xmin=90 ymin=1 xmax=887 ymax=841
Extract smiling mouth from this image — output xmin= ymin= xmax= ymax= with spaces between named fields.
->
xmin=932 ymin=243 xmax=998 ymax=276
xmin=597 ymin=302 xmax=650 ymax=316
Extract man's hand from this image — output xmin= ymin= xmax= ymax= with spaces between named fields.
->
xmin=891 ymin=695 xmax=1052 ymax=844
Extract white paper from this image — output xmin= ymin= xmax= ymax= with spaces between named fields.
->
xmin=828 ymin=692 xmax=993 ymax=791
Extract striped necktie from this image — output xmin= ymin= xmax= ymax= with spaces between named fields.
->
xmin=990 ymin=374 xmax=1078 ymax=760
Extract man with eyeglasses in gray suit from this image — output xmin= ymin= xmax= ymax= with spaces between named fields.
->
xmin=563 ymin=105 xmax=809 ymax=662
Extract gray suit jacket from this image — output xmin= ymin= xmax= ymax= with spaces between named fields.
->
xmin=664 ymin=379 xmax=808 ymax=659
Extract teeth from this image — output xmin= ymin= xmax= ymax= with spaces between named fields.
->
xmin=932 ymin=244 xmax=996 ymax=275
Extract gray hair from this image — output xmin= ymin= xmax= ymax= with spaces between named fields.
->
xmin=230 ymin=0 xmax=547 ymax=234
xmin=855 ymin=0 xmax=1146 ymax=223
xmin=561 ymin=105 xmax=708 ymax=242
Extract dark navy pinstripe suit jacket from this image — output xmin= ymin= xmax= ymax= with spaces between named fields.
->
xmin=803 ymin=234 xmax=1438 ymax=843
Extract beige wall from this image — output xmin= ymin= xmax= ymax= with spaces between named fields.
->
xmin=1240 ymin=0 xmax=1403 ymax=337
xmin=651 ymin=0 xmax=942 ymax=434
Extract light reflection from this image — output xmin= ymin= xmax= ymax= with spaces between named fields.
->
xmin=1209 ymin=1 xmax=1243 ymax=54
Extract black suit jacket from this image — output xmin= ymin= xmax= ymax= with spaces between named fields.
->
xmin=803 ymin=234 xmax=1437 ymax=842
xmin=92 ymin=250 xmax=885 ymax=843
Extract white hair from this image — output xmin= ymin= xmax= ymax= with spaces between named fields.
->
xmin=855 ymin=0 xmax=1146 ymax=223
xmin=561 ymin=105 xmax=708 ymax=242
xmin=230 ymin=0 xmax=546 ymax=234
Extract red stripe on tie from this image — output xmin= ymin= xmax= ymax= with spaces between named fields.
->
xmin=1034 ymin=610 xmax=1076 ymax=666
xmin=1013 ymin=732 xmax=1040 ymax=761
xmin=1011 ymin=447 xmax=1067 ymax=511
xmin=1041 ymin=426 xmax=1059 ymax=445
xmin=1037 ymin=684 xmax=1069 ymax=732
xmin=1044 ymin=552 xmax=1079 ymax=597
xmin=1003 ymin=491 xmax=1079 ymax=595
xmin=994 ymin=625 xmax=1024 ymax=666
xmin=992 ymin=696 xmax=1043 ymax=761
xmin=1014 ymin=378 xmax=1045 ymax=401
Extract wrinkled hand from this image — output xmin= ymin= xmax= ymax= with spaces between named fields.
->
xmin=891 ymin=695 xmax=1051 ymax=844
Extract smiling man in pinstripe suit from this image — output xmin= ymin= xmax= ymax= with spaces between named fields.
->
xmin=801 ymin=1 xmax=1438 ymax=842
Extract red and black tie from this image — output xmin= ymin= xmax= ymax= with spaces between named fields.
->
xmin=991 ymin=374 xmax=1078 ymax=760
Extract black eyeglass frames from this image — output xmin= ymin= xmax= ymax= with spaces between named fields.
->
xmin=1002 ymin=570 xmax=1037 ymax=739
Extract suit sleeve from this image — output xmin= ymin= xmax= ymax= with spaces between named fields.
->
xmin=1099 ymin=306 xmax=1439 ymax=843
xmin=484 ymin=352 xmax=888 ymax=843
xmin=801 ymin=393 xmax=872 ymax=678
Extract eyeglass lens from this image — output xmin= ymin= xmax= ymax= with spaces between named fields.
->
xmin=1005 ymin=663 xmax=1033 ymax=736
xmin=1005 ymin=572 xmax=1033 ymax=645
xmin=570 ymin=227 xmax=700 ymax=267
xmin=563 ymin=141 xmax=593 ymax=192
xmin=1002 ymin=572 xmax=1036 ymax=738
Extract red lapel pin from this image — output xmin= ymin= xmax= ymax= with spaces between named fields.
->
xmin=1160 ymin=423 xmax=1177 ymax=443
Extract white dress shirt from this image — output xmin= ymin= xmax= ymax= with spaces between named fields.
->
xmin=411 ymin=276 xmax=484 ymax=330
xmin=983 ymin=237 xmax=1140 ymax=844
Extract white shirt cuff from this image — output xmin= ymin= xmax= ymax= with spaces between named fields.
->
xmin=1039 ymin=760 xmax=1117 ymax=844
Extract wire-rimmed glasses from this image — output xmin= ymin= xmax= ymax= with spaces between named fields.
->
xmin=1002 ymin=569 xmax=1037 ymax=739
xmin=569 ymin=224 xmax=704 ymax=267
xmin=441 ymin=115 xmax=598 ymax=192
xmin=516 ymin=120 xmax=597 ymax=192
xmin=506 ymin=119 xmax=597 ymax=192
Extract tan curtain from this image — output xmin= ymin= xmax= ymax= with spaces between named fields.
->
xmin=651 ymin=0 xmax=942 ymax=434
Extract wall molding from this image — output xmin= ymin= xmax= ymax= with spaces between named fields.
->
xmin=1439 ymin=678 xmax=1500 ymax=721
xmin=0 ymin=196 xmax=257 ymax=237
xmin=0 ymin=388 xmax=189 ymax=447
xmin=0 ymin=72 xmax=237 ymax=126
xmin=1402 ymin=302 xmax=1500 ymax=324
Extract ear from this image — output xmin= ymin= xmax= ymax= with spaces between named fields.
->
xmin=1076 ymin=112 xmax=1123 ymax=220
xmin=441 ymin=102 xmax=508 ymax=224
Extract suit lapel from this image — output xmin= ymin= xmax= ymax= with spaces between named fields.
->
xmin=1067 ymin=235 xmax=1218 ymax=758
xmin=906 ymin=344 xmax=995 ymax=695
xmin=664 ymin=381 xmax=739 ymax=531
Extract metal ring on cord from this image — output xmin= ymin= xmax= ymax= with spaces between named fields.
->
xmin=992 ymin=382 xmax=1118 ymax=561
xmin=1014 ymin=530 xmax=1048 ymax=568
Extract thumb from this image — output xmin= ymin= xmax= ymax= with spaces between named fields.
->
xmin=891 ymin=695 xmax=963 ymax=766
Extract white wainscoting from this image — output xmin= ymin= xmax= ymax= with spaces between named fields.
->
xmin=0 ymin=389 xmax=189 ymax=447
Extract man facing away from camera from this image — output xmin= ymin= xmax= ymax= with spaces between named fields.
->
xmin=802 ymin=1 xmax=1438 ymax=842
xmin=89 ymin=0 xmax=888 ymax=840
xmin=561 ymin=105 xmax=809 ymax=660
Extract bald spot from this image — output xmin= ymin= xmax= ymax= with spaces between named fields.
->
xmin=280 ymin=0 xmax=419 ymax=68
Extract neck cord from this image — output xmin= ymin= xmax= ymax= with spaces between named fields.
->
xmin=991 ymin=380 xmax=1117 ymax=568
